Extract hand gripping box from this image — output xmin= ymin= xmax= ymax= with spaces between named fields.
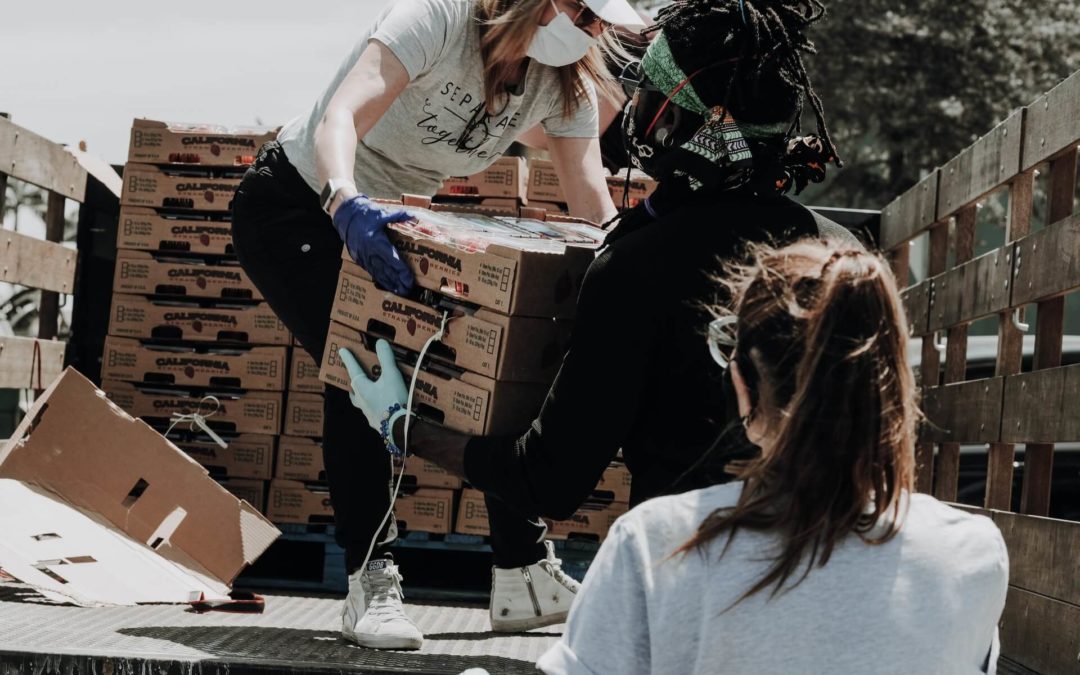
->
xmin=266 ymin=479 xmax=334 ymax=525
xmin=289 ymin=349 xmax=323 ymax=393
xmin=368 ymin=197 xmax=604 ymax=317
xmin=455 ymin=487 xmax=490 ymax=536
xmin=436 ymin=156 xmax=527 ymax=201
xmin=110 ymin=294 xmax=290 ymax=345
xmin=284 ymin=391 xmax=324 ymax=438
xmin=115 ymin=250 xmax=262 ymax=301
xmin=332 ymin=264 xmax=571 ymax=382
xmin=0 ymin=368 xmax=279 ymax=606
xmin=128 ymin=119 xmax=276 ymax=168
xmin=121 ymin=163 xmax=244 ymax=211
xmin=102 ymin=337 xmax=288 ymax=391
xmin=117 ymin=207 xmax=237 ymax=256
xmin=275 ymin=437 xmax=326 ymax=482
xmin=320 ymin=323 xmax=548 ymax=435
xmin=102 ymin=379 xmax=283 ymax=436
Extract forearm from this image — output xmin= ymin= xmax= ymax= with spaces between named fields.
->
xmin=393 ymin=416 xmax=470 ymax=479
xmin=314 ymin=108 xmax=360 ymax=193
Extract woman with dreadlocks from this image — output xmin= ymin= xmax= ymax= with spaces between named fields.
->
xmin=340 ymin=0 xmax=861 ymax=622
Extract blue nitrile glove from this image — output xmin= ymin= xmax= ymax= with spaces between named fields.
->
xmin=332 ymin=196 xmax=415 ymax=295
xmin=339 ymin=341 xmax=411 ymax=455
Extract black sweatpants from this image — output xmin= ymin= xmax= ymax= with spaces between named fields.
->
xmin=230 ymin=141 xmax=546 ymax=571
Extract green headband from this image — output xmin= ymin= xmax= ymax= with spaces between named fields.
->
xmin=641 ymin=32 xmax=709 ymax=116
xmin=640 ymin=32 xmax=794 ymax=140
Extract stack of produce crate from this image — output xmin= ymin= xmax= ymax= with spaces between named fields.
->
xmin=527 ymin=158 xmax=658 ymax=213
xmin=102 ymin=118 xmax=285 ymax=515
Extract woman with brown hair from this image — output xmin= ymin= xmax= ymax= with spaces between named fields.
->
xmin=537 ymin=240 xmax=1009 ymax=674
xmin=231 ymin=0 xmax=643 ymax=650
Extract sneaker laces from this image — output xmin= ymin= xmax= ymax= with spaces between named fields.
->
xmin=364 ymin=568 xmax=410 ymax=620
xmin=540 ymin=543 xmax=580 ymax=593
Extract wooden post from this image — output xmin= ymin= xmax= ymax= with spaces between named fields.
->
xmin=37 ymin=192 xmax=65 ymax=342
xmin=1020 ymin=149 xmax=1076 ymax=516
xmin=934 ymin=205 xmax=976 ymax=503
xmin=916 ymin=221 xmax=950 ymax=493
xmin=986 ymin=170 xmax=1035 ymax=510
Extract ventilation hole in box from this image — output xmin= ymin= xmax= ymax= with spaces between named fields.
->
xmin=65 ymin=556 xmax=97 ymax=564
xmin=150 ymin=326 xmax=184 ymax=340
xmin=220 ymin=288 xmax=253 ymax=300
xmin=217 ymin=331 xmax=250 ymax=343
xmin=122 ymin=478 xmax=150 ymax=508
xmin=34 ymin=566 xmax=68 ymax=585
xmin=366 ymin=319 xmax=397 ymax=342
xmin=414 ymin=404 xmax=443 ymax=424
xmin=150 ymin=537 xmax=165 ymax=549
xmin=32 ymin=533 xmax=61 ymax=541
xmin=154 ymin=285 xmax=189 ymax=296
xmin=208 ymin=376 xmax=242 ymax=388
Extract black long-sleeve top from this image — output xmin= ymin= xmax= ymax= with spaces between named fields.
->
xmin=464 ymin=192 xmax=861 ymax=520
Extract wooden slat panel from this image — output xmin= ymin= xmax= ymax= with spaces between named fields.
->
xmin=880 ymin=171 xmax=939 ymax=250
xmin=992 ymin=510 xmax=1080 ymax=606
xmin=1022 ymin=69 xmax=1080 ymax=170
xmin=1011 ymin=212 xmax=1080 ymax=306
xmin=901 ymin=280 xmax=931 ymax=337
xmin=921 ymin=378 xmax=1003 ymax=443
xmin=1000 ymin=587 xmax=1080 ymax=674
xmin=36 ymin=192 xmax=65 ymax=343
xmin=0 ymin=230 xmax=75 ymax=293
xmin=927 ymin=246 xmax=1012 ymax=332
xmin=937 ymin=110 xmax=1024 ymax=219
xmin=0 ymin=337 xmax=65 ymax=389
xmin=0 ymin=117 xmax=86 ymax=201
xmin=1001 ymin=365 xmax=1080 ymax=443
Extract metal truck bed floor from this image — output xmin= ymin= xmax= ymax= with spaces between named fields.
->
xmin=0 ymin=582 xmax=556 ymax=674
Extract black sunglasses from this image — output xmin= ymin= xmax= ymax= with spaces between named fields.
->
xmin=570 ymin=0 xmax=610 ymax=31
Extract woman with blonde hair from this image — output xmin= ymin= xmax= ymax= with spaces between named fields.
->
xmin=538 ymin=240 xmax=1009 ymax=674
xmin=231 ymin=0 xmax=643 ymax=649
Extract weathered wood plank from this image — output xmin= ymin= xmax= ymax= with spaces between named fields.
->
xmin=0 ymin=229 xmax=75 ymax=293
xmin=921 ymin=378 xmax=1004 ymax=444
xmin=999 ymin=587 xmax=1080 ymax=674
xmin=901 ymin=280 xmax=931 ymax=337
xmin=927 ymin=247 xmax=1012 ymax=332
xmin=880 ymin=171 xmax=939 ymax=250
xmin=1001 ymin=364 xmax=1080 ymax=443
xmin=0 ymin=336 xmax=65 ymax=389
xmin=1010 ymin=212 xmax=1080 ymax=306
xmin=938 ymin=110 xmax=1024 ymax=219
xmin=1022 ymin=68 xmax=1080 ymax=170
xmin=0 ymin=117 xmax=86 ymax=202
xmin=992 ymin=510 xmax=1080 ymax=606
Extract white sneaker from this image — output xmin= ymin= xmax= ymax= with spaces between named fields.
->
xmin=341 ymin=558 xmax=424 ymax=650
xmin=489 ymin=540 xmax=580 ymax=632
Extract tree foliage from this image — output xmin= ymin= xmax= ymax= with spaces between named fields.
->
xmin=800 ymin=0 xmax=1080 ymax=209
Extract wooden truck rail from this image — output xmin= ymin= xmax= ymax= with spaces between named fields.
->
xmin=881 ymin=69 xmax=1080 ymax=673
xmin=0 ymin=115 xmax=87 ymax=391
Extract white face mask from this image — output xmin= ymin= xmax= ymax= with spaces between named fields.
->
xmin=527 ymin=0 xmax=598 ymax=68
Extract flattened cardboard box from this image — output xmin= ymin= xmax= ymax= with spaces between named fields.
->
xmin=527 ymin=159 xmax=565 ymax=204
xmin=289 ymin=349 xmax=323 ymax=393
xmin=320 ymin=322 xmax=548 ymax=435
xmin=333 ymin=264 xmax=571 ymax=381
xmin=395 ymin=456 xmax=463 ymax=490
xmin=118 ymin=207 xmax=236 ymax=256
xmin=436 ymin=156 xmax=526 ymax=201
xmin=129 ymin=119 xmax=276 ymax=167
xmin=171 ymin=434 xmax=275 ymax=481
xmin=545 ymin=501 xmax=628 ymax=542
xmin=396 ymin=488 xmax=454 ymax=535
xmin=121 ymin=163 xmax=243 ymax=211
xmin=102 ymin=379 xmax=283 ymax=436
xmin=0 ymin=368 xmax=279 ymax=606
xmin=218 ymin=478 xmax=268 ymax=515
xmin=358 ymin=209 xmax=596 ymax=318
xmin=266 ymin=479 xmax=334 ymax=525
xmin=275 ymin=436 xmax=326 ymax=482
xmin=455 ymin=487 xmax=489 ymax=536
xmin=284 ymin=391 xmax=324 ymax=438
xmin=110 ymin=293 xmax=289 ymax=345
xmin=115 ymin=250 xmax=261 ymax=301
xmin=102 ymin=337 xmax=287 ymax=391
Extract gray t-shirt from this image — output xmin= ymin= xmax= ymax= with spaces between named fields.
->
xmin=278 ymin=0 xmax=598 ymax=199
xmin=539 ymin=484 xmax=1009 ymax=675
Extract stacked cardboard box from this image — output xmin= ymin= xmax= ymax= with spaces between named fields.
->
xmin=319 ymin=195 xmax=631 ymax=540
xmin=103 ymin=119 xmax=285 ymax=515
xmin=434 ymin=156 xmax=527 ymax=215
xmin=527 ymin=158 xmax=658 ymax=213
